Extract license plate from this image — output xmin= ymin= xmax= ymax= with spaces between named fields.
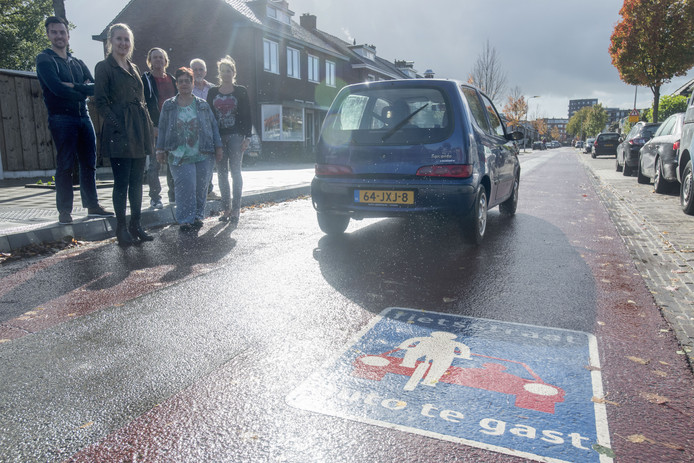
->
xmin=355 ymin=189 xmax=414 ymax=205
xmin=604 ymin=144 xmax=614 ymax=147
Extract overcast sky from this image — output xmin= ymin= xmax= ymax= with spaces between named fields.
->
xmin=67 ymin=0 xmax=693 ymax=119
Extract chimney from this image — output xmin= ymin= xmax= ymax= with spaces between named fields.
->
xmin=300 ymin=13 xmax=316 ymax=30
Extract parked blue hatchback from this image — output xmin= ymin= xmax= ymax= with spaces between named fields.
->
xmin=311 ymin=79 xmax=523 ymax=244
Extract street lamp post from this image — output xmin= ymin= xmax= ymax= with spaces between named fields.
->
xmin=523 ymin=95 xmax=540 ymax=152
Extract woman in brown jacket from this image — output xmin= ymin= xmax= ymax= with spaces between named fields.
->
xmin=94 ymin=23 xmax=154 ymax=246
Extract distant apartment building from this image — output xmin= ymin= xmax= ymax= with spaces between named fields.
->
xmin=568 ymin=98 xmax=598 ymax=119
xmin=543 ymin=118 xmax=569 ymax=141
xmin=605 ymin=108 xmax=630 ymax=131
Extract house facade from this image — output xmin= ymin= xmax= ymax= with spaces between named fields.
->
xmin=94 ymin=0 xmax=420 ymax=159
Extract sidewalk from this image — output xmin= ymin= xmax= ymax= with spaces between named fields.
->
xmin=0 ymin=162 xmax=314 ymax=253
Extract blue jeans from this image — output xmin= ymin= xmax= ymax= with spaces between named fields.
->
xmin=47 ymin=114 xmax=99 ymax=213
xmin=170 ymin=157 xmax=213 ymax=224
xmin=110 ymin=157 xmax=146 ymax=224
xmin=218 ymin=134 xmax=244 ymax=212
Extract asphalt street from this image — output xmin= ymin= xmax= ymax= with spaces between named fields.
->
xmin=0 ymin=148 xmax=692 ymax=462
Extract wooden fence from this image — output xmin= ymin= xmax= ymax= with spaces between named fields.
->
xmin=0 ymin=68 xmax=106 ymax=178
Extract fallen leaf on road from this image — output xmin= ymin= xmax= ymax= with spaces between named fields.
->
xmin=626 ymin=434 xmax=655 ymax=444
xmin=0 ymin=339 xmax=10 ymax=344
xmin=592 ymin=396 xmax=620 ymax=406
xmin=652 ymin=370 xmax=668 ymax=377
xmin=662 ymin=442 xmax=685 ymax=450
xmin=627 ymin=356 xmax=650 ymax=365
xmin=79 ymin=421 xmax=94 ymax=429
xmin=663 ymin=285 xmax=679 ymax=291
xmin=641 ymin=392 xmax=669 ymax=404
xmin=627 ymin=300 xmax=636 ymax=304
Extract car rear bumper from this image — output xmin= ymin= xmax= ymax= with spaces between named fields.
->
xmin=594 ymin=146 xmax=617 ymax=156
xmin=311 ymin=176 xmax=477 ymax=219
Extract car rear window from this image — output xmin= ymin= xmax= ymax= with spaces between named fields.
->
xmin=598 ymin=134 xmax=619 ymax=142
xmin=642 ymin=125 xmax=659 ymax=137
xmin=321 ymin=87 xmax=452 ymax=145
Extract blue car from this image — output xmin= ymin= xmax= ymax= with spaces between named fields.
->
xmin=311 ymin=79 xmax=523 ymax=244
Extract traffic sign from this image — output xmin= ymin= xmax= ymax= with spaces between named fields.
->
xmin=629 ymin=109 xmax=640 ymax=123
xmin=287 ymin=307 xmax=613 ymax=462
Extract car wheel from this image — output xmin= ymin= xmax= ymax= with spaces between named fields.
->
xmin=615 ymin=156 xmax=623 ymax=172
xmin=464 ymin=188 xmax=487 ymax=245
xmin=681 ymin=161 xmax=694 ymax=215
xmin=653 ymin=156 xmax=668 ymax=193
xmin=499 ymin=174 xmax=519 ymax=215
xmin=636 ymin=157 xmax=650 ymax=184
xmin=317 ymin=212 xmax=349 ymax=235
xmin=591 ymin=152 xmax=596 ymax=159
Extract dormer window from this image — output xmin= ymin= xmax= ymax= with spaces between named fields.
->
xmin=351 ymin=45 xmax=376 ymax=61
xmin=267 ymin=5 xmax=291 ymax=24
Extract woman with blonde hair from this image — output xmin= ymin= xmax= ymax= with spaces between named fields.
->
xmin=206 ymin=55 xmax=252 ymax=224
xmin=94 ymin=23 xmax=154 ymax=246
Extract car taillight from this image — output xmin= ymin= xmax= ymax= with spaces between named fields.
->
xmin=416 ymin=164 xmax=473 ymax=178
xmin=673 ymin=140 xmax=680 ymax=151
xmin=629 ymin=138 xmax=646 ymax=145
xmin=594 ymin=140 xmax=598 ymax=146
xmin=315 ymin=164 xmax=353 ymax=175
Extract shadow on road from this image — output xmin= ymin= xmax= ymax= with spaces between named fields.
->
xmin=314 ymin=212 xmax=597 ymax=333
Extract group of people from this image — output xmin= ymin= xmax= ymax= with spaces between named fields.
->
xmin=36 ymin=17 xmax=253 ymax=246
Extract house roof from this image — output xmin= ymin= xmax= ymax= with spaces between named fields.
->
xmin=671 ymin=78 xmax=694 ymax=97
xmin=312 ymin=29 xmax=411 ymax=80
xmin=93 ymin=0 xmax=346 ymax=61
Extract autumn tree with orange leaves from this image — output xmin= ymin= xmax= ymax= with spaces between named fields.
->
xmin=609 ymin=0 xmax=694 ymax=122
xmin=502 ymin=86 xmax=528 ymax=130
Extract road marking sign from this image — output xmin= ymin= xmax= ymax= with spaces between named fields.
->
xmin=287 ymin=307 xmax=612 ymax=463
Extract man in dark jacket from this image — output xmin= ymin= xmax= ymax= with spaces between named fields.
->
xmin=141 ymin=47 xmax=177 ymax=207
xmin=36 ymin=16 xmax=113 ymax=224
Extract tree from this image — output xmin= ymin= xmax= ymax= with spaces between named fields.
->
xmin=468 ymin=39 xmax=507 ymax=104
xmin=551 ymin=126 xmax=560 ymax=141
xmin=0 ymin=0 xmax=53 ymax=71
xmin=609 ymin=0 xmax=694 ymax=122
xmin=566 ymin=106 xmax=591 ymax=139
xmin=501 ymin=86 xmax=528 ymax=130
xmin=533 ymin=118 xmax=548 ymax=138
xmin=585 ymin=104 xmax=608 ymax=137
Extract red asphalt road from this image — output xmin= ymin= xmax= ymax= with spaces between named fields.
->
xmin=1 ymin=150 xmax=693 ymax=462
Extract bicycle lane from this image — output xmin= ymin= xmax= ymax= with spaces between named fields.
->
xmin=63 ymin=149 xmax=694 ymax=462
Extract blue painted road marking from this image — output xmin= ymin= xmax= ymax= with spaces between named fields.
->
xmin=287 ymin=307 xmax=612 ymax=463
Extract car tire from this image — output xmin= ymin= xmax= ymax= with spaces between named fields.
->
xmin=623 ymin=163 xmax=632 ymax=176
xmin=681 ymin=161 xmax=694 ymax=215
xmin=591 ymin=152 xmax=596 ymax=159
xmin=463 ymin=188 xmax=487 ymax=245
xmin=615 ymin=156 xmax=623 ymax=172
xmin=636 ymin=157 xmax=650 ymax=184
xmin=653 ymin=156 xmax=668 ymax=193
xmin=499 ymin=174 xmax=519 ymax=215
xmin=317 ymin=212 xmax=349 ymax=235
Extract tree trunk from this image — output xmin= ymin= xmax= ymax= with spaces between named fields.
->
xmin=53 ymin=0 xmax=66 ymax=21
xmin=652 ymin=86 xmax=661 ymax=123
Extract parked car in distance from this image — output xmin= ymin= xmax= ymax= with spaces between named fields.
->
xmin=575 ymin=140 xmax=584 ymax=149
xmin=549 ymin=140 xmax=560 ymax=148
xmin=311 ymin=79 xmax=523 ymax=244
xmin=532 ymin=141 xmax=545 ymax=150
xmin=637 ymin=113 xmax=684 ymax=193
xmin=616 ymin=121 xmax=661 ymax=176
xmin=591 ymin=132 xmax=620 ymax=158
xmin=677 ymin=92 xmax=694 ymax=215
xmin=584 ymin=138 xmax=595 ymax=153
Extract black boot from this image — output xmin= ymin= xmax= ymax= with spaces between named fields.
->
xmin=129 ymin=220 xmax=154 ymax=242
xmin=116 ymin=222 xmax=135 ymax=246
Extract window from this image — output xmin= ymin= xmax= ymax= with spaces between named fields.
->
xmin=308 ymin=55 xmax=320 ymax=83
xmin=366 ymin=74 xmax=376 ymax=82
xmin=267 ymin=6 xmax=290 ymax=24
xmin=261 ymin=104 xmax=305 ymax=142
xmin=287 ymin=47 xmax=300 ymax=79
xmin=462 ymin=87 xmax=490 ymax=132
xmin=326 ymin=60 xmax=336 ymax=87
xmin=481 ymin=94 xmax=505 ymax=137
xmin=321 ymin=87 xmax=451 ymax=146
xmin=263 ymin=39 xmax=279 ymax=74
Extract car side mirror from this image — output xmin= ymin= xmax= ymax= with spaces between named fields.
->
xmin=507 ymin=130 xmax=524 ymax=141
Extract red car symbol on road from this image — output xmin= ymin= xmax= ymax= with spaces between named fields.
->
xmin=352 ymin=349 xmax=566 ymax=413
